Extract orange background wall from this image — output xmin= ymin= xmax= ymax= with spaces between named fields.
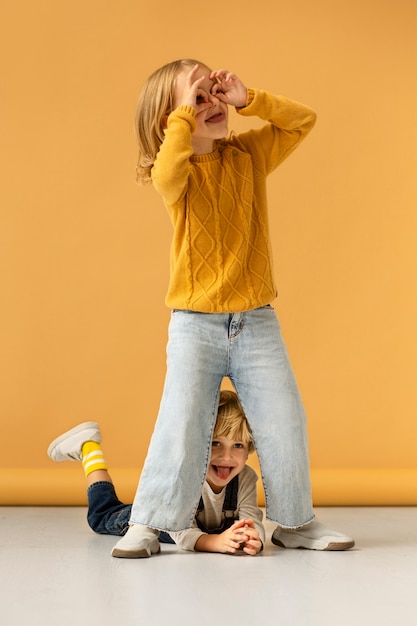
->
xmin=1 ymin=0 xmax=416 ymax=506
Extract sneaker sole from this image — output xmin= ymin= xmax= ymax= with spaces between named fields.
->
xmin=47 ymin=421 xmax=101 ymax=460
xmin=271 ymin=535 xmax=355 ymax=551
xmin=111 ymin=545 xmax=161 ymax=559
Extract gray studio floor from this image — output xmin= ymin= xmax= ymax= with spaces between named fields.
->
xmin=1 ymin=506 xmax=416 ymax=626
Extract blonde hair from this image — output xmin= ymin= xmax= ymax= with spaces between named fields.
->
xmin=213 ymin=390 xmax=254 ymax=454
xmin=134 ymin=58 xmax=211 ymax=185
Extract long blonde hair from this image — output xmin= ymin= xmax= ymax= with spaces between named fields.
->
xmin=213 ymin=390 xmax=254 ymax=453
xmin=134 ymin=58 xmax=211 ymax=185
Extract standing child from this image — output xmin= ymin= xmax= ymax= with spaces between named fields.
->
xmin=113 ymin=59 xmax=354 ymax=557
xmin=47 ymin=391 xmax=264 ymax=556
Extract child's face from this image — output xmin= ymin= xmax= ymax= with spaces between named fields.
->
xmin=173 ymin=66 xmax=229 ymax=154
xmin=206 ymin=435 xmax=249 ymax=493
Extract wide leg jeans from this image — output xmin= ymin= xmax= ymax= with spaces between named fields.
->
xmin=130 ymin=306 xmax=314 ymax=530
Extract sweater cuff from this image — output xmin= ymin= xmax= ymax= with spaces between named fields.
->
xmin=236 ymin=88 xmax=255 ymax=112
xmin=168 ymin=105 xmax=197 ymax=131
xmin=175 ymin=104 xmax=196 ymax=118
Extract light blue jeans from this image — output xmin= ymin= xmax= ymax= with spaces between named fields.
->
xmin=130 ymin=306 xmax=314 ymax=530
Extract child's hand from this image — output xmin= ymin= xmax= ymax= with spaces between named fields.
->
xmin=179 ymin=64 xmax=213 ymax=113
xmin=210 ymin=69 xmax=247 ymax=108
xmin=234 ymin=518 xmax=263 ymax=555
xmin=219 ymin=519 xmax=262 ymax=555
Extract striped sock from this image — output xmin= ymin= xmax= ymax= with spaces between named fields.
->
xmin=81 ymin=441 xmax=108 ymax=477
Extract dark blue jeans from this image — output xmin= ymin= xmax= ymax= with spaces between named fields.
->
xmin=87 ymin=481 xmax=173 ymax=542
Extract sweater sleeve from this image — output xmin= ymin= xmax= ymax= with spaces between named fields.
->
xmin=234 ymin=88 xmax=317 ymax=174
xmin=151 ymin=105 xmax=196 ymax=205
xmin=168 ymin=519 xmax=206 ymax=552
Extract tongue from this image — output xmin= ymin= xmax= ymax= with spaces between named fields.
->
xmin=217 ymin=466 xmax=231 ymax=480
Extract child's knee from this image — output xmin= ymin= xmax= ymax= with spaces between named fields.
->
xmin=86 ymin=512 xmax=104 ymax=533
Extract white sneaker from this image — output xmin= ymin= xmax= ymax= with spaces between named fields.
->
xmin=111 ymin=525 xmax=160 ymax=558
xmin=272 ymin=520 xmax=355 ymax=551
xmin=47 ymin=422 xmax=101 ymax=462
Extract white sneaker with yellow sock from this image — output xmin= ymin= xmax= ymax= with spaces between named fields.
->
xmin=48 ymin=422 xmax=159 ymax=557
xmin=47 ymin=422 xmax=108 ymax=478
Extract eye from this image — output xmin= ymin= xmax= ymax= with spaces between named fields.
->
xmin=196 ymin=94 xmax=205 ymax=104
xmin=234 ymin=443 xmax=245 ymax=449
xmin=212 ymin=441 xmax=221 ymax=448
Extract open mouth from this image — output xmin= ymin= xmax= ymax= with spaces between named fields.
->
xmin=212 ymin=465 xmax=234 ymax=480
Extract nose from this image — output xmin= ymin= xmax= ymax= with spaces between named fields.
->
xmin=208 ymin=92 xmax=220 ymax=107
xmin=218 ymin=447 xmax=233 ymax=463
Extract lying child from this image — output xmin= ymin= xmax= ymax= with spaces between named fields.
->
xmin=47 ymin=390 xmax=264 ymax=557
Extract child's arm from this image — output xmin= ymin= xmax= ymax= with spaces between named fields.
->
xmin=151 ymin=108 xmax=195 ymax=205
xmin=235 ymin=88 xmax=317 ymax=173
xmin=168 ymin=467 xmax=264 ymax=553
xmin=194 ymin=465 xmax=265 ymax=553
xmin=208 ymin=66 xmax=316 ymax=173
xmin=151 ymin=64 xmax=215 ymax=205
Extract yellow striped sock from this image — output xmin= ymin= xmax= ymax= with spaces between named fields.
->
xmin=81 ymin=441 xmax=108 ymax=477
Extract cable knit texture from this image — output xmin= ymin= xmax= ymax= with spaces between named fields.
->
xmin=151 ymin=89 xmax=316 ymax=312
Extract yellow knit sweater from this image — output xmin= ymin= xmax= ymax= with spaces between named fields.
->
xmin=151 ymin=88 xmax=317 ymax=313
